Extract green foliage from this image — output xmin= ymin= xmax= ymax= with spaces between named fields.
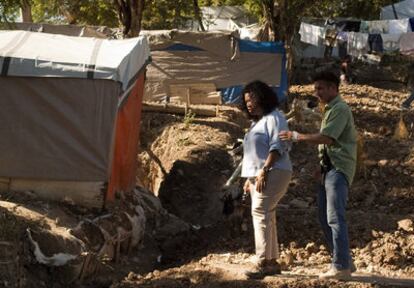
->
xmin=30 ymin=0 xmax=118 ymax=26
xmin=0 ymin=0 xmax=404 ymax=32
xmin=142 ymin=0 xmax=194 ymax=30
xmin=0 ymin=0 xmax=20 ymax=23
xmin=183 ymin=109 xmax=196 ymax=128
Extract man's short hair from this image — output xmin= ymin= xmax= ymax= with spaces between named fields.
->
xmin=313 ymin=71 xmax=340 ymax=89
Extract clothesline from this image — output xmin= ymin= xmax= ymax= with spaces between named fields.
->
xmin=299 ymin=19 xmax=414 ymax=57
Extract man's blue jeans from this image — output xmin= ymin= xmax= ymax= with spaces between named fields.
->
xmin=317 ymin=169 xmax=350 ymax=270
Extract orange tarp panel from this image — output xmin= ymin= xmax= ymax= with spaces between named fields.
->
xmin=106 ymin=72 xmax=145 ymax=202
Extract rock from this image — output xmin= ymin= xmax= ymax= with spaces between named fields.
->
xmin=127 ymin=272 xmax=137 ymax=281
xmin=289 ymin=199 xmax=309 ymax=209
xmin=398 ymin=219 xmax=414 ymax=233
xmin=305 ymin=242 xmax=318 ymax=254
xmin=378 ymin=159 xmax=388 ymax=167
xmin=281 ymin=250 xmax=294 ymax=266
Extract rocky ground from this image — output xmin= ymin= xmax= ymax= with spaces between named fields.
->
xmin=115 ymin=83 xmax=414 ymax=288
xmin=1 ymin=83 xmax=414 ymax=288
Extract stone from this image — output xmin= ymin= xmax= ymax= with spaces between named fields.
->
xmin=398 ymin=219 xmax=414 ymax=233
xmin=378 ymin=159 xmax=388 ymax=167
xmin=305 ymin=242 xmax=318 ymax=254
xmin=289 ymin=199 xmax=309 ymax=209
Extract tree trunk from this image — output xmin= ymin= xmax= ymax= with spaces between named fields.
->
xmin=115 ymin=0 xmax=132 ymax=36
xmin=20 ymin=0 xmax=33 ymax=23
xmin=193 ymin=0 xmax=205 ymax=31
xmin=130 ymin=0 xmax=145 ymax=37
xmin=262 ymin=1 xmax=276 ymax=41
xmin=115 ymin=0 xmax=145 ymax=38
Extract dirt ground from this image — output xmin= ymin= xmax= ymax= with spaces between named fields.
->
xmin=117 ymin=83 xmax=414 ymax=288
xmin=1 ymin=83 xmax=414 ymax=288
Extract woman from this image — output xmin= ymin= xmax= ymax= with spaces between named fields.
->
xmin=241 ymin=80 xmax=292 ymax=279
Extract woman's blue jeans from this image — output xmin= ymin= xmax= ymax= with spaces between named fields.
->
xmin=317 ymin=169 xmax=350 ymax=270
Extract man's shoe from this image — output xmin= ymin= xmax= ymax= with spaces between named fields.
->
xmin=319 ymin=267 xmax=351 ymax=280
xmin=245 ymin=261 xmax=281 ymax=279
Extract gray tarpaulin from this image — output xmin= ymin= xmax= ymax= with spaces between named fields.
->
xmin=0 ymin=77 xmax=120 ymax=181
xmin=0 ymin=30 xmax=150 ymax=90
xmin=142 ymin=30 xmax=283 ymax=102
xmin=145 ymin=50 xmax=282 ymax=101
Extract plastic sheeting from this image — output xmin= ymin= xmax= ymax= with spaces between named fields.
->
xmin=144 ymin=31 xmax=287 ymax=105
xmin=381 ymin=0 xmax=414 ymax=20
xmin=0 ymin=30 xmax=150 ymax=90
xmin=0 ymin=77 xmax=119 ymax=181
xmin=221 ymin=85 xmax=286 ymax=105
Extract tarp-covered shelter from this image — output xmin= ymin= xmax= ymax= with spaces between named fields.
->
xmin=142 ymin=30 xmax=287 ymax=104
xmin=0 ymin=30 xmax=150 ymax=207
xmin=1 ymin=22 xmax=115 ymax=38
xmin=200 ymin=6 xmax=256 ymax=31
xmin=381 ymin=0 xmax=414 ymax=20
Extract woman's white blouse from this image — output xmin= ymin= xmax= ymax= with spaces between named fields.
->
xmin=241 ymin=110 xmax=292 ymax=178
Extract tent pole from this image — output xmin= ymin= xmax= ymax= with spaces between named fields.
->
xmin=391 ymin=3 xmax=398 ymax=19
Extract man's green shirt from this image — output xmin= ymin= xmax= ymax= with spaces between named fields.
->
xmin=318 ymin=96 xmax=357 ymax=185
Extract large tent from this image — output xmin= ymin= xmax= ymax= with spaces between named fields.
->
xmin=381 ymin=0 xmax=414 ymax=20
xmin=143 ymin=30 xmax=288 ymax=104
xmin=0 ymin=30 xmax=150 ymax=207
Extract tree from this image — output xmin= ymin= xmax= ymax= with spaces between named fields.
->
xmin=193 ymin=0 xmax=205 ymax=31
xmin=20 ymin=0 xmax=32 ymax=22
xmin=0 ymin=0 xmax=21 ymax=24
xmin=114 ymin=0 xmax=146 ymax=37
xmin=31 ymin=0 xmax=118 ymax=26
xmin=141 ymin=0 xmax=193 ymax=30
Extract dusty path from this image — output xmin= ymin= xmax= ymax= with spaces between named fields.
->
xmin=114 ymin=251 xmax=414 ymax=287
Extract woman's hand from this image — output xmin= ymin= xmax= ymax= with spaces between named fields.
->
xmin=255 ymin=169 xmax=267 ymax=193
xmin=243 ymin=179 xmax=251 ymax=194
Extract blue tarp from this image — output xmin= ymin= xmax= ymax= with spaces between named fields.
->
xmin=222 ymin=40 xmax=288 ymax=104
xmin=239 ymin=39 xmax=286 ymax=54
xmin=157 ymin=43 xmax=204 ymax=51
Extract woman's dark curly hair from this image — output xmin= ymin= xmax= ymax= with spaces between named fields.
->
xmin=241 ymin=80 xmax=279 ymax=120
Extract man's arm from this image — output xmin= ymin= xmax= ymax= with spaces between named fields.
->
xmin=279 ymin=130 xmax=333 ymax=145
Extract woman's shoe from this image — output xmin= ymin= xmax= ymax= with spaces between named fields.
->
xmin=245 ymin=260 xmax=281 ymax=279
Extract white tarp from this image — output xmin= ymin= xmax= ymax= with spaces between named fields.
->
xmin=0 ymin=30 xmax=150 ymax=90
xmin=381 ymin=0 xmax=414 ymax=20
xmin=299 ymin=22 xmax=325 ymax=46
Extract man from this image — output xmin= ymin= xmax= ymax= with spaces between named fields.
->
xmin=279 ymin=71 xmax=357 ymax=280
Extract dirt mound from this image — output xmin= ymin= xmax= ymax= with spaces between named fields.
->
xmin=137 ymin=108 xmax=246 ymax=226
